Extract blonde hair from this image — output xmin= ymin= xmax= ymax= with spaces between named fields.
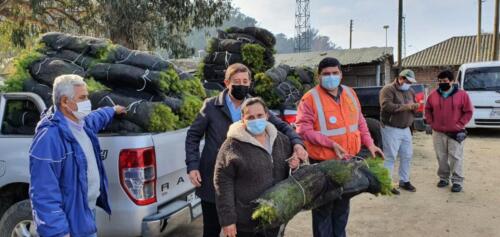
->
xmin=224 ymin=63 xmax=251 ymax=81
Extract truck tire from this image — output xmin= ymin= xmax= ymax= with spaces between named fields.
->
xmin=0 ymin=199 xmax=37 ymax=237
xmin=365 ymin=118 xmax=383 ymax=150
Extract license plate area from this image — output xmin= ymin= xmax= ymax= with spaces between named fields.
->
xmin=490 ymin=108 xmax=500 ymax=118
xmin=187 ymin=192 xmax=202 ymax=218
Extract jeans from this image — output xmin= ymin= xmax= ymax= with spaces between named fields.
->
xmin=201 ymin=200 xmax=221 ymax=237
xmin=381 ymin=126 xmax=413 ymax=183
xmin=312 ymin=198 xmax=350 ymax=237
xmin=85 ymin=209 xmax=98 ymax=237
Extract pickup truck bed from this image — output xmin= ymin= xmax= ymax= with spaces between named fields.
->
xmin=0 ymin=92 xmax=201 ymax=237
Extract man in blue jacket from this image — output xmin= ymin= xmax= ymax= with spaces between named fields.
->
xmin=29 ymin=74 xmax=126 ymax=237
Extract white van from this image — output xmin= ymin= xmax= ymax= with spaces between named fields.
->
xmin=457 ymin=61 xmax=500 ymax=128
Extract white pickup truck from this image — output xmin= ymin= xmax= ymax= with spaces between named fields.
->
xmin=457 ymin=61 xmax=500 ymax=128
xmin=0 ymin=92 xmax=201 ymax=237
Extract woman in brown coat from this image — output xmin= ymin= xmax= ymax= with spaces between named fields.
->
xmin=214 ymin=98 xmax=299 ymax=237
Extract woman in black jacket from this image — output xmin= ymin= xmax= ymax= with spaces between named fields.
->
xmin=214 ymin=97 xmax=299 ymax=237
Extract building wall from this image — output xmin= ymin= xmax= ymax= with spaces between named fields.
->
xmin=407 ymin=66 xmax=459 ymax=89
xmin=342 ymin=60 xmax=392 ymax=87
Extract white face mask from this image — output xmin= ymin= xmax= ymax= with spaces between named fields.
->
xmin=71 ymin=100 xmax=92 ymax=120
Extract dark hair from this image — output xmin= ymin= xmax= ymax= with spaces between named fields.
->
xmin=437 ymin=70 xmax=455 ymax=81
xmin=241 ymin=97 xmax=269 ymax=115
xmin=318 ymin=57 xmax=342 ymax=74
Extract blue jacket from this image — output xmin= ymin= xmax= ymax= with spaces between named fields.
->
xmin=29 ymin=107 xmax=115 ymax=237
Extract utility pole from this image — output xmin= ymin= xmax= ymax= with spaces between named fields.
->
xmin=397 ymin=0 xmax=403 ymax=71
xmin=349 ymin=19 xmax=353 ymax=49
xmin=477 ymin=0 xmax=482 ymax=61
xmin=494 ymin=0 xmax=500 ymax=60
xmin=402 ymin=16 xmax=407 ymax=58
xmin=383 ymin=25 xmax=389 ymax=52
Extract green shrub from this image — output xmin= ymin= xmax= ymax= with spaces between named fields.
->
xmin=1 ymin=50 xmax=44 ymax=92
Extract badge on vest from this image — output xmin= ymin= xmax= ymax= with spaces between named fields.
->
xmin=329 ymin=116 xmax=337 ymax=124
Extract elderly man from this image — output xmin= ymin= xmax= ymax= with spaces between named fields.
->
xmin=29 ymin=74 xmax=126 ymax=237
xmin=379 ymin=69 xmax=420 ymax=194
xmin=185 ymin=63 xmax=307 ymax=237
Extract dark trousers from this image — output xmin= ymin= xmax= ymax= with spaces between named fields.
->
xmin=237 ymin=227 xmax=280 ymax=237
xmin=201 ymin=200 xmax=221 ymax=237
xmin=312 ymin=198 xmax=350 ymax=237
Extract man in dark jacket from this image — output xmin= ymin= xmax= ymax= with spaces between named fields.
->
xmin=185 ymin=63 xmax=307 ymax=237
xmin=379 ymin=69 xmax=420 ymax=194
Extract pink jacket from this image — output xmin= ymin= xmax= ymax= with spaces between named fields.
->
xmin=296 ymin=97 xmax=374 ymax=151
xmin=424 ymin=88 xmax=473 ymax=133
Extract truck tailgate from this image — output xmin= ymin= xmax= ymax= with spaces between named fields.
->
xmin=151 ymin=128 xmax=195 ymax=205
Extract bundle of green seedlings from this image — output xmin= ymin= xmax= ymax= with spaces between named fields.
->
xmin=200 ymin=26 xmax=276 ymax=87
xmin=251 ymin=157 xmax=391 ymax=228
xmin=0 ymin=32 xmax=206 ymax=133
xmin=252 ymin=64 xmax=317 ymax=109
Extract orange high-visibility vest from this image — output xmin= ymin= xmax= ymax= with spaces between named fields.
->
xmin=302 ymin=85 xmax=361 ymax=160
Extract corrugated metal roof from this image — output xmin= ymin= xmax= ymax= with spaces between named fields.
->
xmin=401 ymin=34 xmax=496 ymax=67
xmin=274 ymin=47 xmax=393 ymax=68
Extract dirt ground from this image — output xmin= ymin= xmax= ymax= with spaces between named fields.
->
xmin=168 ymin=129 xmax=500 ymax=237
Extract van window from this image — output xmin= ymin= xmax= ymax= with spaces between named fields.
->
xmin=464 ymin=66 xmax=500 ymax=91
xmin=1 ymin=99 xmax=41 ymax=135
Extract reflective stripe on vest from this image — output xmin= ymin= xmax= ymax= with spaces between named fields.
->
xmin=310 ymin=85 xmax=360 ymax=136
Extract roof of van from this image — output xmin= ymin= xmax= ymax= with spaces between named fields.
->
xmin=459 ymin=61 xmax=500 ymax=70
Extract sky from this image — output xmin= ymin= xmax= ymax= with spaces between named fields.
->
xmin=232 ymin=0 xmax=496 ymax=58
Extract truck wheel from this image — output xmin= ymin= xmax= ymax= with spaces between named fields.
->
xmin=0 ymin=199 xmax=37 ymax=237
xmin=365 ymin=118 xmax=383 ymax=150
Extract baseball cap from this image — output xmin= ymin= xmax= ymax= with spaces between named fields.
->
xmin=399 ymin=69 xmax=417 ymax=83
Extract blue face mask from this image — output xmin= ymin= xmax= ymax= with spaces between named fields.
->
xmin=321 ymin=75 xmax=341 ymax=90
xmin=246 ymin=118 xmax=267 ymax=135
xmin=399 ymin=83 xmax=411 ymax=91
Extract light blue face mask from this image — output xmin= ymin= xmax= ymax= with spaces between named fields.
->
xmin=321 ymin=75 xmax=341 ymax=90
xmin=399 ymin=83 xmax=411 ymax=91
xmin=246 ymin=118 xmax=267 ymax=135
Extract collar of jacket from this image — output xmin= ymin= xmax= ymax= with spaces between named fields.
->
xmin=214 ymin=89 xmax=232 ymax=120
xmin=227 ymin=121 xmax=278 ymax=150
xmin=47 ymin=107 xmax=86 ymax=143
xmin=437 ymin=84 xmax=459 ymax=98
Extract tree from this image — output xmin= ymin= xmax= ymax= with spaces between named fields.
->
xmin=0 ymin=0 xmax=232 ymax=57
xmin=275 ymin=33 xmax=294 ymax=54
xmin=274 ymin=28 xmax=340 ymax=54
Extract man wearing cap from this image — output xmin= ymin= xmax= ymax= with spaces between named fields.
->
xmin=379 ymin=69 xmax=420 ymax=194
xmin=296 ymin=57 xmax=384 ymax=237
